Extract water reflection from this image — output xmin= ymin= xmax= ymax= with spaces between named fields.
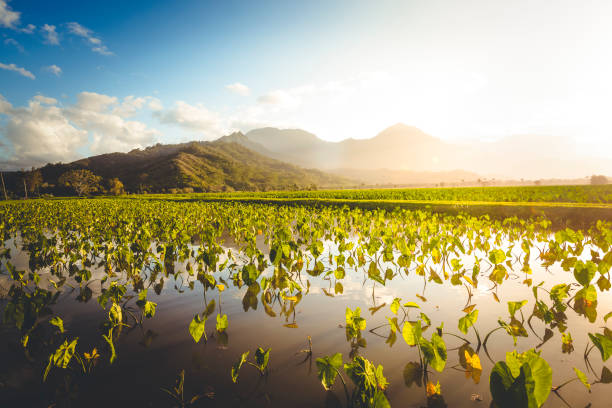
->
xmin=1 ymin=226 xmax=611 ymax=407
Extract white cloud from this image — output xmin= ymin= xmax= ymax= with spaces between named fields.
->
xmin=44 ymin=64 xmax=62 ymax=77
xmin=67 ymin=22 xmax=113 ymax=55
xmin=66 ymin=93 xmax=159 ymax=154
xmin=3 ymin=38 xmax=23 ymax=52
xmin=0 ymin=0 xmax=19 ymax=29
xmin=225 ymin=82 xmax=250 ymax=96
xmin=0 ymin=92 xmax=160 ymax=167
xmin=41 ymin=24 xmax=59 ymax=45
xmin=19 ymin=23 xmax=35 ymax=34
xmin=0 ymin=94 xmax=88 ymax=166
xmin=0 ymin=62 xmax=35 ymax=79
xmin=73 ymin=91 xmax=117 ymax=111
xmin=91 ymin=45 xmax=112 ymax=56
xmin=66 ymin=21 xmax=92 ymax=38
xmin=148 ymin=97 xmax=163 ymax=111
xmin=257 ymin=89 xmax=301 ymax=108
xmin=33 ymin=95 xmax=58 ymax=105
xmin=154 ymin=101 xmax=227 ymax=138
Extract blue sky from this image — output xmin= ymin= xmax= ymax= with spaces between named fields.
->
xmin=1 ymin=0 xmax=612 ymax=170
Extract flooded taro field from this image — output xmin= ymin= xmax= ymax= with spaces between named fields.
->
xmin=1 ymin=199 xmax=611 ymax=407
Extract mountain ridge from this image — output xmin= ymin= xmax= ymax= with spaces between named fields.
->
xmin=2 ymin=137 xmax=351 ymax=195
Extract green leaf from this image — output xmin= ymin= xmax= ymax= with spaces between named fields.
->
xmin=489 ymin=249 xmax=506 ymax=265
xmin=420 ymin=333 xmax=447 ymax=372
xmin=589 ymin=333 xmax=612 ymax=362
xmin=574 ymin=260 xmax=597 ymax=286
xmin=403 ymin=361 xmax=423 ymax=388
xmin=390 ymin=298 xmax=400 ymax=315
xmin=490 ymin=264 xmax=508 ymax=284
xmin=346 ymin=307 xmax=366 ymax=331
xmin=143 ymin=301 xmax=157 ymax=318
xmin=316 ymin=353 xmax=343 ymax=390
xmin=344 ymin=355 xmax=388 ymax=397
xmin=490 ymin=361 xmax=534 ymax=408
xmin=43 ymin=354 xmax=53 ymax=382
xmin=458 ymin=309 xmax=478 ymax=334
xmin=137 ymin=289 xmax=148 ymax=303
xmin=231 ymin=351 xmax=249 ymax=383
xmin=605 ymin=311 xmax=612 ymax=323
xmin=371 ymin=389 xmax=391 ymax=408
xmin=368 ymin=262 xmax=385 ymax=285
xmin=573 ymin=367 xmax=590 ymax=391
xmin=216 ymin=313 xmax=228 ymax=332
xmin=204 ymin=299 xmax=216 ymax=318
xmin=53 ymin=338 xmax=78 ymax=369
xmin=254 ymin=347 xmax=270 ymax=372
xmin=600 ymin=366 xmax=612 ymax=384
xmin=50 ymin=316 xmax=64 ymax=333
xmin=43 ymin=338 xmax=78 ymax=381
xmin=401 ymin=320 xmax=422 ymax=346
xmin=387 ymin=317 xmax=400 ymax=334
xmin=109 ymin=302 xmax=122 ymax=326
xmin=189 ymin=314 xmax=207 ymax=343
xmin=403 ymin=302 xmax=420 ymax=308
xmin=508 ymin=300 xmax=528 ymax=317
xmin=503 ymin=349 xmax=552 ymax=407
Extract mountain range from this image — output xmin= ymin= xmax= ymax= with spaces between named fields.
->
xmin=3 ymin=139 xmax=350 ymax=194
xmin=3 ymin=123 xmax=609 ymax=195
xmin=224 ymin=124 xmax=611 ymax=180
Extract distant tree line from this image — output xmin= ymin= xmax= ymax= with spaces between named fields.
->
xmin=0 ymin=168 xmax=126 ymax=199
xmin=590 ymin=175 xmax=608 ymax=185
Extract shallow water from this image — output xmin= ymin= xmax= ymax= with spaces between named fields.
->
xmin=1 ymin=234 xmax=611 ymax=408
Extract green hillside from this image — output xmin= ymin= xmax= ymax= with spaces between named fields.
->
xmin=3 ymin=138 xmax=350 ymax=195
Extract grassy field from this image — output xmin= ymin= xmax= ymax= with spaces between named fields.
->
xmin=110 ymin=184 xmax=612 ymax=229
xmin=129 ymin=184 xmax=612 ymax=204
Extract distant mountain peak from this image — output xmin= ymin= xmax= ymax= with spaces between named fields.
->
xmin=375 ymin=123 xmax=431 ymax=141
xmin=217 ymin=131 xmax=247 ymax=142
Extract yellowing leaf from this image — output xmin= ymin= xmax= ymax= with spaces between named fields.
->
xmin=282 ymin=294 xmax=298 ymax=302
xmin=465 ymin=350 xmax=482 ymax=371
xmin=463 ymin=304 xmax=476 ymax=314
xmin=426 ymin=381 xmax=441 ymax=397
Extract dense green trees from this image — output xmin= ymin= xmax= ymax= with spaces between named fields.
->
xmin=106 ymin=178 xmax=125 ymax=196
xmin=58 ymin=170 xmax=102 ymax=196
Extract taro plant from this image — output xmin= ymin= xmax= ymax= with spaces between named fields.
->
xmin=43 ymin=337 xmax=79 ymax=382
xmin=161 ymin=369 xmax=213 ymax=407
xmin=316 ymin=353 xmax=389 ymax=408
xmin=489 ymin=349 xmax=552 ymax=408
xmin=188 ymin=299 xmax=216 ymax=343
xmin=345 ymin=307 xmax=368 ymax=354
xmin=401 ymin=310 xmax=448 ymax=374
xmin=230 ymin=347 xmax=271 ymax=383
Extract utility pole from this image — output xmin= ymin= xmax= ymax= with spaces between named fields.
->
xmin=0 ymin=171 xmax=7 ymax=200
xmin=23 ymin=177 xmax=28 ymax=199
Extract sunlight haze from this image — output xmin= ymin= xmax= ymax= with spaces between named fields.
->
xmin=0 ymin=0 xmax=611 ymax=176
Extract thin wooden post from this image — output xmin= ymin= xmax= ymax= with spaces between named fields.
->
xmin=0 ymin=171 xmax=7 ymax=200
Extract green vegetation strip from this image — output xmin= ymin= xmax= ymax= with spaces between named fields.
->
xmin=131 ymin=184 xmax=612 ymax=204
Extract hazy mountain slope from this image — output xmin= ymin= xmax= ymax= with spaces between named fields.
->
xmin=244 ymin=124 xmax=457 ymax=171
xmin=21 ymin=136 xmax=350 ymax=194
xmin=239 ymin=124 xmax=610 ymax=179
